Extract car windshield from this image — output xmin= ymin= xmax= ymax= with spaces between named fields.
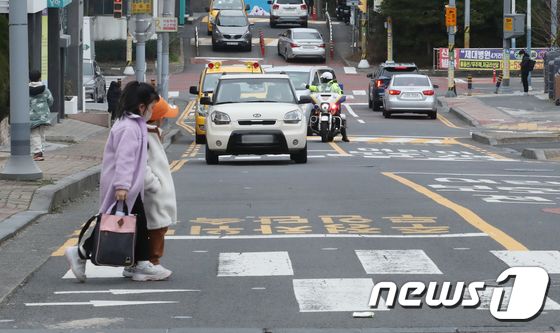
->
xmin=382 ymin=67 xmax=418 ymax=76
xmin=83 ymin=63 xmax=94 ymax=76
xmin=213 ymin=0 xmax=243 ymax=9
xmin=277 ymin=0 xmax=303 ymax=3
xmin=215 ymin=78 xmax=296 ymax=104
xmin=283 ymin=72 xmax=309 ymax=90
xmin=293 ymin=31 xmax=321 ymax=40
xmin=218 ymin=16 xmax=248 ymax=27
xmin=202 ymin=73 xmax=223 ymax=92
xmin=392 ymin=76 xmax=430 ymax=87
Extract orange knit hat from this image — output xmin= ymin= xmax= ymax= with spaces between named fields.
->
xmin=151 ymin=97 xmax=179 ymax=121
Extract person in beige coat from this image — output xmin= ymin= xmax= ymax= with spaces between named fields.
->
xmin=123 ymin=97 xmax=179 ymax=279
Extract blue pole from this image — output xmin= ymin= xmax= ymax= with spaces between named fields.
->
xmin=179 ymin=0 xmax=185 ymax=25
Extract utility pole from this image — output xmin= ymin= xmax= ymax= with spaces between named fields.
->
xmin=501 ymin=0 xmax=512 ymax=93
xmin=445 ymin=1 xmax=457 ymax=97
xmin=464 ymin=0 xmax=470 ymax=48
xmin=552 ymin=0 xmax=558 ymax=46
xmin=511 ymin=0 xmax=516 ymax=49
xmin=134 ymin=13 xmax=151 ymax=82
xmin=161 ymin=0 xmax=173 ymax=100
xmin=386 ymin=16 xmax=393 ymax=63
xmin=527 ymin=0 xmax=532 ymax=89
xmin=1 ymin=0 xmax=42 ymax=180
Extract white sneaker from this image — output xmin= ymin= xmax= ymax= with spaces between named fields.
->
xmin=64 ymin=246 xmax=86 ymax=283
xmin=122 ymin=265 xmax=136 ymax=278
xmin=132 ymin=261 xmax=172 ymax=281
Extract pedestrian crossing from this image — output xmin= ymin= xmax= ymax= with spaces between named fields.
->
xmin=60 ymin=249 xmax=560 ymax=313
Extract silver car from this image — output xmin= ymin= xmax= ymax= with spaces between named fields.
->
xmin=212 ymin=10 xmax=253 ymax=52
xmin=83 ymin=60 xmax=106 ymax=103
xmin=277 ymin=28 xmax=326 ymax=63
xmin=382 ymin=74 xmax=438 ymax=119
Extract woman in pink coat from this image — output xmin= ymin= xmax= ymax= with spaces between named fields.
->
xmin=65 ymin=81 xmax=170 ymax=282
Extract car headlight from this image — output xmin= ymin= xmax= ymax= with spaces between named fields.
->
xmin=211 ymin=111 xmax=231 ymax=125
xmin=284 ymin=110 xmax=302 ymax=124
xmin=320 ymin=103 xmax=330 ymax=112
xmin=243 ymin=30 xmax=251 ymax=36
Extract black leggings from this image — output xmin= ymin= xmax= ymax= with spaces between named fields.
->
xmin=83 ymin=196 xmax=150 ymax=262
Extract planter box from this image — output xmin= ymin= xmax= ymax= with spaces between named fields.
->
xmin=64 ymin=96 xmax=78 ymax=115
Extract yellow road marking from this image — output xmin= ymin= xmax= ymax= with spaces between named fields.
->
xmin=165 ymin=229 xmax=176 ymax=236
xmin=382 ymin=172 xmax=528 ymax=251
xmin=177 ymin=101 xmax=196 ymax=135
xmin=52 ymin=238 xmax=78 ymax=257
xmin=453 ymin=140 xmax=509 ymax=160
xmin=171 ymin=159 xmax=188 ymax=173
xmin=438 ymin=113 xmax=461 ymax=129
xmin=169 ymin=160 xmax=180 ymax=170
xmin=328 ymin=142 xmax=351 ymax=156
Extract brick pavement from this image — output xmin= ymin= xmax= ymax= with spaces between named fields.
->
xmin=0 ymin=120 xmax=108 ymax=223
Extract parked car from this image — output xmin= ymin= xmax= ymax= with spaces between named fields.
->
xmin=382 ymin=74 xmax=438 ymax=119
xmin=277 ymin=28 xmax=326 ymax=62
xmin=212 ymin=10 xmax=253 ymax=51
xmin=206 ymin=0 xmax=250 ymax=35
xmin=201 ymin=74 xmax=310 ymax=164
xmin=268 ymin=0 xmax=309 ymax=28
xmin=367 ymin=62 xmax=418 ymax=111
xmin=83 ymin=60 xmax=106 ymax=103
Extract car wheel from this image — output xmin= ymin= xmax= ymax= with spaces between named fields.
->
xmin=368 ymin=91 xmax=373 ymax=109
xmin=429 ymin=111 xmax=437 ymax=120
xmin=373 ymin=102 xmax=382 ymax=112
xmin=270 ymin=20 xmax=276 ymax=28
xmin=277 ymin=44 xmax=281 ymax=56
xmin=195 ymin=134 xmax=206 ymax=144
xmin=290 ymin=146 xmax=307 ymax=164
xmin=383 ymin=111 xmax=391 ymax=118
xmin=307 ymin=126 xmax=313 ymax=136
xmin=246 ymin=44 xmax=252 ymax=52
xmin=205 ymin=144 xmax=219 ymax=165
xmin=301 ymin=21 xmax=308 ymax=28
xmin=207 ymin=29 xmax=212 ymax=36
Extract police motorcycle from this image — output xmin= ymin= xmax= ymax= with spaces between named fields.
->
xmin=309 ymin=92 xmax=346 ymax=142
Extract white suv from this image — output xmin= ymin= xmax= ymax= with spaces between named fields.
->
xmin=201 ymin=74 xmax=310 ymax=164
xmin=268 ymin=0 xmax=309 ymax=28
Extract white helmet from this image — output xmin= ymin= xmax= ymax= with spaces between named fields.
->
xmin=320 ymin=72 xmax=333 ymax=81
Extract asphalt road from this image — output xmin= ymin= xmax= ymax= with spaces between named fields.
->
xmin=0 ymin=19 xmax=559 ymax=333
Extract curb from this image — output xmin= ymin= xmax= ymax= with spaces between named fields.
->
xmin=522 ymin=148 xmax=560 ymax=161
xmin=472 ymin=131 xmax=560 ymax=146
xmin=444 ymin=103 xmax=481 ymax=127
xmin=0 ymin=127 xmax=183 ymax=245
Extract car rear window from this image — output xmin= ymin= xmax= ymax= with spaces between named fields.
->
xmin=382 ymin=67 xmax=418 ymax=76
xmin=277 ymin=0 xmax=303 ymax=4
xmin=293 ymin=31 xmax=322 ymax=40
xmin=392 ymin=76 xmax=430 ymax=87
xmin=213 ymin=0 xmax=243 ymax=10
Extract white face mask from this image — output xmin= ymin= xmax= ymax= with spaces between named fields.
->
xmin=143 ymin=109 xmax=153 ymax=121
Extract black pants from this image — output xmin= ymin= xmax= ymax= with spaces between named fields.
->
xmin=82 ymin=196 xmax=150 ymax=262
xmin=521 ymin=72 xmax=529 ymax=93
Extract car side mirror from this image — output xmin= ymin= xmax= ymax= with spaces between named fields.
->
xmin=366 ymin=73 xmax=372 ymax=78
xmin=433 ymin=84 xmax=439 ymax=89
xmin=200 ymin=96 xmax=213 ymax=105
xmin=298 ymin=95 xmax=313 ymax=104
xmin=189 ymin=86 xmax=199 ymax=95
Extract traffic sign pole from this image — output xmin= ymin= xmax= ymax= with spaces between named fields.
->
xmin=445 ymin=1 xmax=457 ymax=97
xmin=501 ymin=0 xmax=512 ymax=93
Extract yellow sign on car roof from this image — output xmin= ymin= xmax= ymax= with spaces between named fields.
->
xmin=205 ymin=61 xmax=263 ymax=73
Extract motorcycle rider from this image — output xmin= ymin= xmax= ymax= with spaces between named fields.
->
xmin=306 ymin=72 xmax=350 ymax=142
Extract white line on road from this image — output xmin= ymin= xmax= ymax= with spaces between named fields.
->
xmin=345 ymin=104 xmax=358 ymax=118
xmin=54 ymin=289 xmax=199 ymax=295
xmin=347 ymin=103 xmax=368 ymax=106
xmin=352 ymin=90 xmax=367 ymax=96
xmin=25 ymin=301 xmax=179 ymax=307
xmin=394 ymin=172 xmax=560 ymax=178
xmin=357 ymin=119 xmax=365 ymax=124
xmin=344 ymin=67 xmax=357 ymax=74
xmin=166 ymin=233 xmax=488 ymax=240
xmin=0 ymin=320 xmax=14 ymax=323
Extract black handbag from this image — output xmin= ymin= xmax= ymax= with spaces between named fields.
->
xmin=78 ymin=202 xmax=137 ymax=267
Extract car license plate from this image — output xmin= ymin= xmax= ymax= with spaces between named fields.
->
xmin=242 ymin=135 xmax=274 ymax=144
xmin=303 ymin=46 xmax=315 ymax=49
xmin=402 ymin=92 xmax=422 ymax=99
xmin=226 ymin=42 xmax=238 ymax=45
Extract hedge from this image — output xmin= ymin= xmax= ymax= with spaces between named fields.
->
xmin=95 ymin=33 xmax=181 ymax=64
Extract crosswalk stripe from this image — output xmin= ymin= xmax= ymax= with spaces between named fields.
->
xmin=191 ymin=37 xmax=279 ymax=46
xmin=491 ymin=250 xmax=560 ymax=274
xmin=476 ymin=287 xmax=560 ymax=311
xmin=355 ymin=250 xmax=443 ymax=275
xmin=218 ymin=251 xmax=294 ymax=277
xmin=344 ymin=67 xmax=357 ymax=74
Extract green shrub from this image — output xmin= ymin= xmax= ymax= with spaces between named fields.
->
xmin=95 ymin=33 xmax=181 ymax=64
xmin=0 ymin=15 xmax=9 ymax=121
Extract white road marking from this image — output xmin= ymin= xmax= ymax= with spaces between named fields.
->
xmin=491 ymin=251 xmax=560 ymax=274
xmin=54 ymin=289 xmax=199 ymax=295
xmin=166 ymin=233 xmax=488 ymax=240
xmin=308 ymin=155 xmax=326 ymax=158
xmin=293 ymin=279 xmax=389 ymax=312
xmin=353 ymin=311 xmax=375 ymax=318
xmin=347 ymin=103 xmax=369 ymax=106
xmin=193 ymin=250 xmax=208 ymax=253
xmin=346 ymin=95 xmax=355 ymax=99
xmin=357 ymin=119 xmax=365 ymax=124
xmin=355 ymin=250 xmax=443 ymax=275
xmin=0 ymin=320 xmax=14 ymax=323
xmin=168 ymin=91 xmax=180 ymax=98
xmin=322 ymin=248 xmax=338 ymax=251
xmin=173 ymin=316 xmax=192 ymax=319
xmin=217 ymin=251 xmax=294 ymax=277
xmin=394 ymin=172 xmax=560 ymax=178
xmin=352 ymin=90 xmax=367 ymax=96
xmin=475 ymin=287 xmax=560 ymax=310
xmin=344 ymin=67 xmax=357 ymax=74
xmin=345 ymin=104 xmax=358 ymax=118
xmin=251 ymin=287 xmax=267 ymax=290
xmin=25 ymin=301 xmax=179 ymax=307
xmin=194 ymin=56 xmax=263 ymax=62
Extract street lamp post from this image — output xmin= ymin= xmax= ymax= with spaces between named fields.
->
xmin=1 ymin=0 xmax=42 ymax=181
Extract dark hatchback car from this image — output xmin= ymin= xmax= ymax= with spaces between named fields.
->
xmin=367 ymin=62 xmax=418 ymax=111
xmin=212 ymin=10 xmax=253 ymax=52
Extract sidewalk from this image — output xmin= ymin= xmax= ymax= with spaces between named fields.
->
xmin=438 ymin=92 xmax=560 ymax=159
xmin=0 ymin=118 xmax=180 ymax=244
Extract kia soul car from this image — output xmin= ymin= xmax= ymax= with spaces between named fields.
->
xmin=201 ymin=74 xmax=311 ymax=164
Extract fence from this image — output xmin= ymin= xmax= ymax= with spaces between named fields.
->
xmin=433 ymin=47 xmax=548 ymax=72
